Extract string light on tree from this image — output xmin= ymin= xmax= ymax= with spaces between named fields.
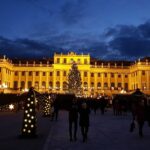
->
xmin=21 ymin=87 xmax=37 ymax=138
xmin=43 ymin=95 xmax=51 ymax=117
xmin=68 ymin=61 xmax=82 ymax=96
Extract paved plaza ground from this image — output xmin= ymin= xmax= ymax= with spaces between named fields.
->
xmin=0 ymin=109 xmax=150 ymax=150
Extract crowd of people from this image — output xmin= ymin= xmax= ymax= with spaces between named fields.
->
xmin=1 ymin=89 xmax=150 ymax=141
xmin=48 ymin=92 xmax=150 ymax=141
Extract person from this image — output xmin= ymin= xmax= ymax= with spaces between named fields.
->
xmin=51 ymin=98 xmax=59 ymax=121
xmin=100 ymin=96 xmax=107 ymax=115
xmin=79 ymin=102 xmax=90 ymax=142
xmin=133 ymin=99 xmax=146 ymax=137
xmin=68 ymin=98 xmax=78 ymax=141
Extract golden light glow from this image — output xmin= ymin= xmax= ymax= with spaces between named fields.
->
xmin=0 ymin=52 xmax=149 ymax=96
xmin=9 ymin=104 xmax=14 ymax=110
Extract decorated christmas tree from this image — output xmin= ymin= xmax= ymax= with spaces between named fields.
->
xmin=21 ymin=87 xmax=37 ymax=138
xmin=68 ymin=62 xmax=82 ymax=96
xmin=43 ymin=95 xmax=51 ymax=117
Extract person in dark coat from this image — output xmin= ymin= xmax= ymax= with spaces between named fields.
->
xmin=51 ymin=98 xmax=59 ymax=121
xmin=100 ymin=96 xmax=107 ymax=115
xmin=79 ymin=102 xmax=90 ymax=142
xmin=134 ymin=99 xmax=146 ymax=137
xmin=68 ymin=98 xmax=78 ymax=141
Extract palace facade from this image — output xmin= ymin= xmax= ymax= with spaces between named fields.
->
xmin=0 ymin=52 xmax=150 ymax=96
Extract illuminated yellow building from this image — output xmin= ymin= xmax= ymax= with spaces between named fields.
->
xmin=0 ymin=52 xmax=150 ymax=96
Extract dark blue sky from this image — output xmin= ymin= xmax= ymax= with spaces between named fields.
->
xmin=0 ymin=0 xmax=150 ymax=60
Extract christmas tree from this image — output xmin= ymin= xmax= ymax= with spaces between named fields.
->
xmin=68 ymin=62 xmax=82 ymax=96
xmin=43 ymin=95 xmax=51 ymax=117
xmin=21 ymin=87 xmax=37 ymax=138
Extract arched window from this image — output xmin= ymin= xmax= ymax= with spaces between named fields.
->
xmin=49 ymin=81 xmax=53 ymax=89
xmin=63 ymin=82 xmax=68 ymax=90
xmin=104 ymin=82 xmax=108 ymax=89
xmin=97 ymin=82 xmax=101 ymax=89
xmin=28 ymin=81 xmax=32 ymax=88
xmin=42 ymin=81 xmax=46 ymax=88
xmin=21 ymin=81 xmax=25 ymax=89
xmin=35 ymin=81 xmax=39 ymax=89
xmin=56 ymin=81 xmax=60 ymax=90
xmin=91 ymin=82 xmax=94 ymax=88
xmin=84 ymin=82 xmax=88 ymax=87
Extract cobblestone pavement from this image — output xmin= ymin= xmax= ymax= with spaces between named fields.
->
xmin=0 ymin=109 xmax=150 ymax=150
xmin=43 ymin=109 xmax=150 ymax=150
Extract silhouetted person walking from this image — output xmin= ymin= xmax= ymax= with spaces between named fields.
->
xmin=132 ymin=99 xmax=146 ymax=137
xmin=79 ymin=102 xmax=90 ymax=142
xmin=68 ymin=98 xmax=78 ymax=141
xmin=51 ymin=99 xmax=59 ymax=121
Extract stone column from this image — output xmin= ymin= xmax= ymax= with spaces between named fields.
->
xmin=25 ymin=71 xmax=28 ymax=89
xmin=114 ymin=73 xmax=118 ymax=89
xmin=39 ymin=71 xmax=42 ymax=91
xmin=107 ymin=73 xmax=111 ymax=90
xmin=101 ymin=73 xmax=104 ymax=90
xmin=146 ymin=71 xmax=150 ymax=90
xmin=88 ymin=71 xmax=90 ymax=96
xmin=18 ymin=71 xmax=21 ymax=89
xmin=138 ymin=71 xmax=142 ymax=89
xmin=60 ymin=71 xmax=63 ymax=93
xmin=46 ymin=71 xmax=49 ymax=91
xmin=53 ymin=70 xmax=56 ymax=92
xmin=128 ymin=74 xmax=132 ymax=91
xmin=32 ymin=72 xmax=35 ymax=87
xmin=94 ymin=72 xmax=97 ymax=95
xmin=121 ymin=74 xmax=125 ymax=89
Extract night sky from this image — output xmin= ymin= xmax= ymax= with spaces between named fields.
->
xmin=0 ymin=0 xmax=150 ymax=60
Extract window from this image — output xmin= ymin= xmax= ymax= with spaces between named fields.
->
xmin=36 ymin=72 xmax=39 ymax=76
xmin=42 ymin=81 xmax=46 ymax=88
xmin=111 ymin=83 xmax=115 ymax=89
xmin=57 ymin=71 xmax=60 ymax=76
xmin=15 ymin=71 xmax=18 ymax=76
xmin=63 ymin=71 xmax=66 ymax=76
xmin=43 ymin=72 xmax=46 ymax=76
xmin=142 ymin=70 xmax=145 ymax=75
xmin=104 ymin=82 xmax=108 ymax=89
xmin=35 ymin=81 xmax=39 ymax=89
xmin=84 ymin=72 xmax=87 ymax=77
xmin=22 ymin=71 xmax=25 ymax=76
xmin=84 ymin=82 xmax=88 ymax=88
xmin=98 ymin=73 xmax=101 ymax=77
xmin=70 ymin=58 xmax=74 ymax=63
xmin=21 ymin=81 xmax=25 ymax=89
xmin=104 ymin=73 xmax=107 ymax=77
xmin=56 ymin=81 xmax=60 ymax=90
xmin=125 ymin=74 xmax=128 ymax=78
xmin=29 ymin=71 xmax=32 ymax=76
xmin=50 ymin=72 xmax=53 ymax=76
xmin=28 ymin=81 xmax=32 ymax=88
xmin=91 ymin=82 xmax=94 ymax=88
xmin=57 ymin=58 xmax=60 ymax=63
xmin=63 ymin=58 xmax=67 ymax=63
xmin=84 ymin=59 xmax=87 ymax=64
xmin=49 ymin=82 xmax=53 ymax=89
xmin=111 ymin=73 xmax=114 ymax=78
xmin=63 ymin=82 xmax=68 ymax=90
xmin=125 ymin=83 xmax=128 ymax=90
xmin=14 ymin=81 xmax=18 ymax=89
xmin=91 ymin=73 xmax=94 ymax=77
xmin=118 ymin=83 xmax=122 ymax=87
xmin=97 ymin=82 xmax=101 ymax=88
xmin=0 ymin=67 xmax=1 ymax=72
xmin=118 ymin=74 xmax=121 ymax=78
